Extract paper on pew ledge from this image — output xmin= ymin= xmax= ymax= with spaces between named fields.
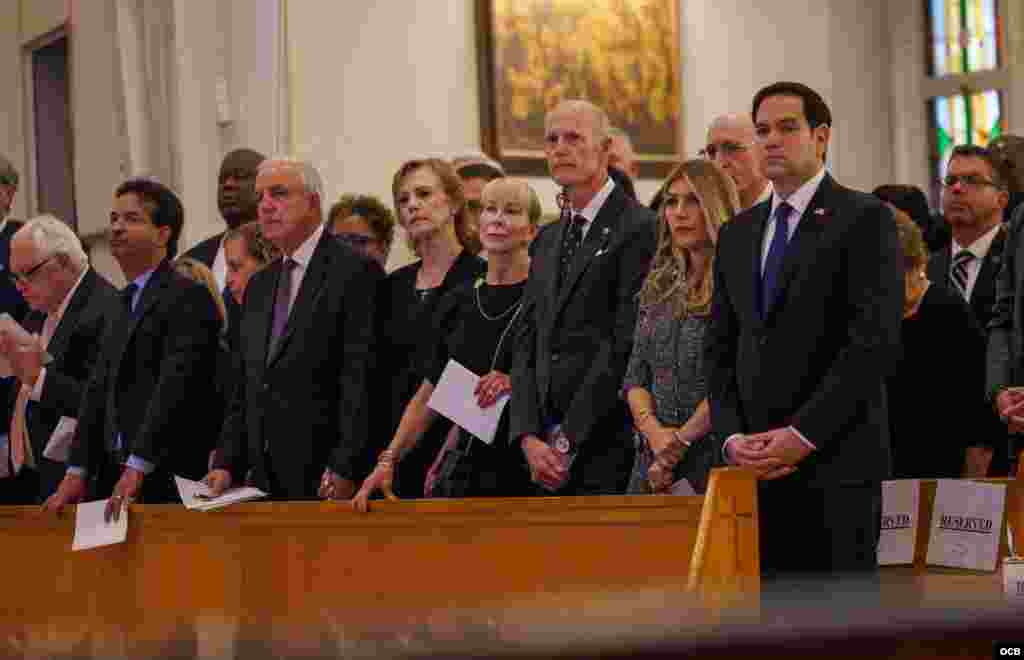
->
xmin=426 ymin=359 xmax=509 ymax=446
xmin=174 ymin=475 xmax=267 ymax=511
xmin=72 ymin=499 xmax=127 ymax=551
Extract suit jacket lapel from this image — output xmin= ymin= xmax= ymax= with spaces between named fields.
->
xmin=46 ymin=269 xmax=96 ymax=360
xmin=975 ymin=226 xmax=1005 ymax=300
xmin=267 ymin=233 xmax=330 ymax=367
xmin=748 ymin=201 xmax=771 ymax=324
xmin=111 ymin=261 xmax=171 ymax=378
xmin=763 ymin=175 xmax=832 ymax=321
xmin=555 ymin=188 xmax=624 ymax=312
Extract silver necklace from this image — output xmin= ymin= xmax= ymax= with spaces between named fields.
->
xmin=474 ymin=280 xmax=523 ymax=321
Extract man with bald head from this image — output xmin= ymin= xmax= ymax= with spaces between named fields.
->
xmin=704 ymin=114 xmax=772 ymax=210
xmin=511 ymin=99 xmax=656 ymax=495
xmin=183 ymin=149 xmax=265 ymax=347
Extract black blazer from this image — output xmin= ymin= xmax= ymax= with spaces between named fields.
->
xmin=926 ymin=225 xmax=1006 ymax=331
xmin=17 ymin=269 xmax=119 ymax=464
xmin=70 ymin=260 xmax=223 ymax=486
xmin=706 ymin=173 xmax=903 ymax=486
xmin=510 ymin=183 xmax=656 ymax=493
xmin=215 ymin=231 xmax=382 ymax=498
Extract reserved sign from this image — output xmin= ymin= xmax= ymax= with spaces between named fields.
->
xmin=878 ymin=480 xmax=919 ymax=566
xmin=1005 ymin=557 xmax=1024 ymax=603
xmin=925 ymin=480 xmax=1006 ymax=572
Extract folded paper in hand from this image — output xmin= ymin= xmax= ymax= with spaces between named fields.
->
xmin=174 ymin=476 xmax=267 ymax=511
xmin=72 ymin=499 xmax=128 ymax=551
xmin=426 ymin=359 xmax=509 ymax=445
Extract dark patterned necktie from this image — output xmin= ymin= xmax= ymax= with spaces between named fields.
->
xmin=559 ymin=214 xmax=585 ymax=291
xmin=951 ymin=249 xmax=974 ymax=300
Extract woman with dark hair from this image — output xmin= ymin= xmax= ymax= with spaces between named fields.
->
xmin=624 ymin=159 xmax=739 ymax=494
xmin=873 ymin=184 xmax=949 ymax=252
xmin=886 ymin=207 xmax=994 ymax=478
xmin=381 ymin=158 xmax=486 ymax=497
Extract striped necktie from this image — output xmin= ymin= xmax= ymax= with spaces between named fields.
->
xmin=951 ymin=249 xmax=974 ymax=300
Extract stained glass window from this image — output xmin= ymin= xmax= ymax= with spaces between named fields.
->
xmin=928 ymin=89 xmax=1006 ymax=203
xmin=928 ymin=0 xmax=1002 ymax=76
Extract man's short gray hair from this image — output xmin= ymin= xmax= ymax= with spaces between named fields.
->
xmin=258 ymin=156 xmax=325 ymax=220
xmin=0 ymin=154 xmax=18 ymax=187
xmin=20 ymin=214 xmax=88 ymax=272
xmin=548 ymin=99 xmax=611 ymax=142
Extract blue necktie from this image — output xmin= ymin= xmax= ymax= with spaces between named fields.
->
xmin=760 ymin=202 xmax=794 ymax=319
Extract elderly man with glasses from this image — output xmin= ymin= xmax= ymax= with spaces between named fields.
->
xmin=701 ymin=114 xmax=772 ymax=211
xmin=0 ymin=215 xmax=118 ymax=503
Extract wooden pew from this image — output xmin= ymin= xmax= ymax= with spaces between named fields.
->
xmin=879 ymin=476 xmax=1024 ymax=605
xmin=0 ymin=467 xmax=758 ymax=657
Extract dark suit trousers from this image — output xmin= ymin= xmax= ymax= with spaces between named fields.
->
xmin=758 ymin=479 xmax=882 ymax=608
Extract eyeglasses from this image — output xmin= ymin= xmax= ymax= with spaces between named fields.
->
xmin=333 ymin=232 xmax=376 ymax=248
xmin=8 ymin=254 xmax=55 ymax=285
xmin=941 ymin=174 xmax=1003 ymax=190
xmin=699 ymin=141 xmax=754 ymax=160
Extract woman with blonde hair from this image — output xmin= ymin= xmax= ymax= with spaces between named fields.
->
xmin=624 ymin=159 xmax=739 ymax=494
xmin=381 ymin=158 xmax=485 ymax=497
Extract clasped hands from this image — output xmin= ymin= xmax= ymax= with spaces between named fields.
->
xmin=726 ymin=426 xmax=811 ymax=480
xmin=996 ymin=387 xmax=1024 ymax=434
xmin=643 ymin=424 xmax=688 ymax=493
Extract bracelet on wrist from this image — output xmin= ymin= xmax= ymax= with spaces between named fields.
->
xmin=378 ymin=449 xmax=398 ymax=467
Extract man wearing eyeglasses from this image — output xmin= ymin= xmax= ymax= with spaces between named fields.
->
xmin=0 ymin=215 xmax=117 ymax=504
xmin=927 ymin=145 xmax=1010 ymax=331
xmin=703 ymin=114 xmax=772 ymax=210
xmin=327 ymin=194 xmax=394 ymax=270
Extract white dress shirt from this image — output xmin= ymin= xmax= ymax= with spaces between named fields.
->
xmin=29 ymin=267 xmax=90 ymax=401
xmin=569 ymin=177 xmax=616 ymax=240
xmin=950 ymin=223 xmax=1001 ymax=302
xmin=281 ymin=221 xmax=326 ymax=313
xmin=211 ymin=238 xmax=228 ymax=293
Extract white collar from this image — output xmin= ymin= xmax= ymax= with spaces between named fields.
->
xmin=752 ymin=181 xmax=773 ymax=209
xmin=952 ymin=223 xmax=1002 ymax=260
xmin=572 ymin=177 xmax=616 ymax=226
xmin=50 ymin=267 xmax=89 ymax=325
xmin=286 ymin=221 xmax=325 ymax=268
xmin=770 ymin=167 xmax=827 ymax=221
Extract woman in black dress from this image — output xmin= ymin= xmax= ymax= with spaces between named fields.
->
xmin=353 ymin=178 xmax=540 ymax=510
xmin=886 ymin=207 xmax=995 ymax=478
xmin=381 ymin=159 xmax=486 ymax=497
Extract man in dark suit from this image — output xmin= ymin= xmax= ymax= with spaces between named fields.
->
xmin=182 ymin=148 xmax=265 ymax=347
xmin=205 ymin=158 xmax=380 ymax=500
xmin=44 ymin=178 xmax=223 ymax=519
xmin=986 ymin=200 xmax=1024 ymax=477
xmin=0 ymin=215 xmax=118 ymax=503
xmin=510 ymin=99 xmax=656 ymax=495
xmin=0 ymin=155 xmax=29 ymax=323
xmin=706 ymin=82 xmax=903 ymax=590
xmin=927 ymin=144 xmax=1010 ymax=331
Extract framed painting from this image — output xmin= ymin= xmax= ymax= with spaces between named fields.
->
xmin=475 ymin=0 xmax=682 ymax=179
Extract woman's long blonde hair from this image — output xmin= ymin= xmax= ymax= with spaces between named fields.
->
xmin=639 ymin=159 xmax=739 ymax=317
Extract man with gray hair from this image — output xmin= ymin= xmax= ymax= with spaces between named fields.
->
xmin=704 ymin=113 xmax=772 ymax=210
xmin=511 ymin=99 xmax=656 ymax=495
xmin=205 ymin=157 xmax=382 ymax=500
xmin=0 ymin=215 xmax=118 ymax=503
